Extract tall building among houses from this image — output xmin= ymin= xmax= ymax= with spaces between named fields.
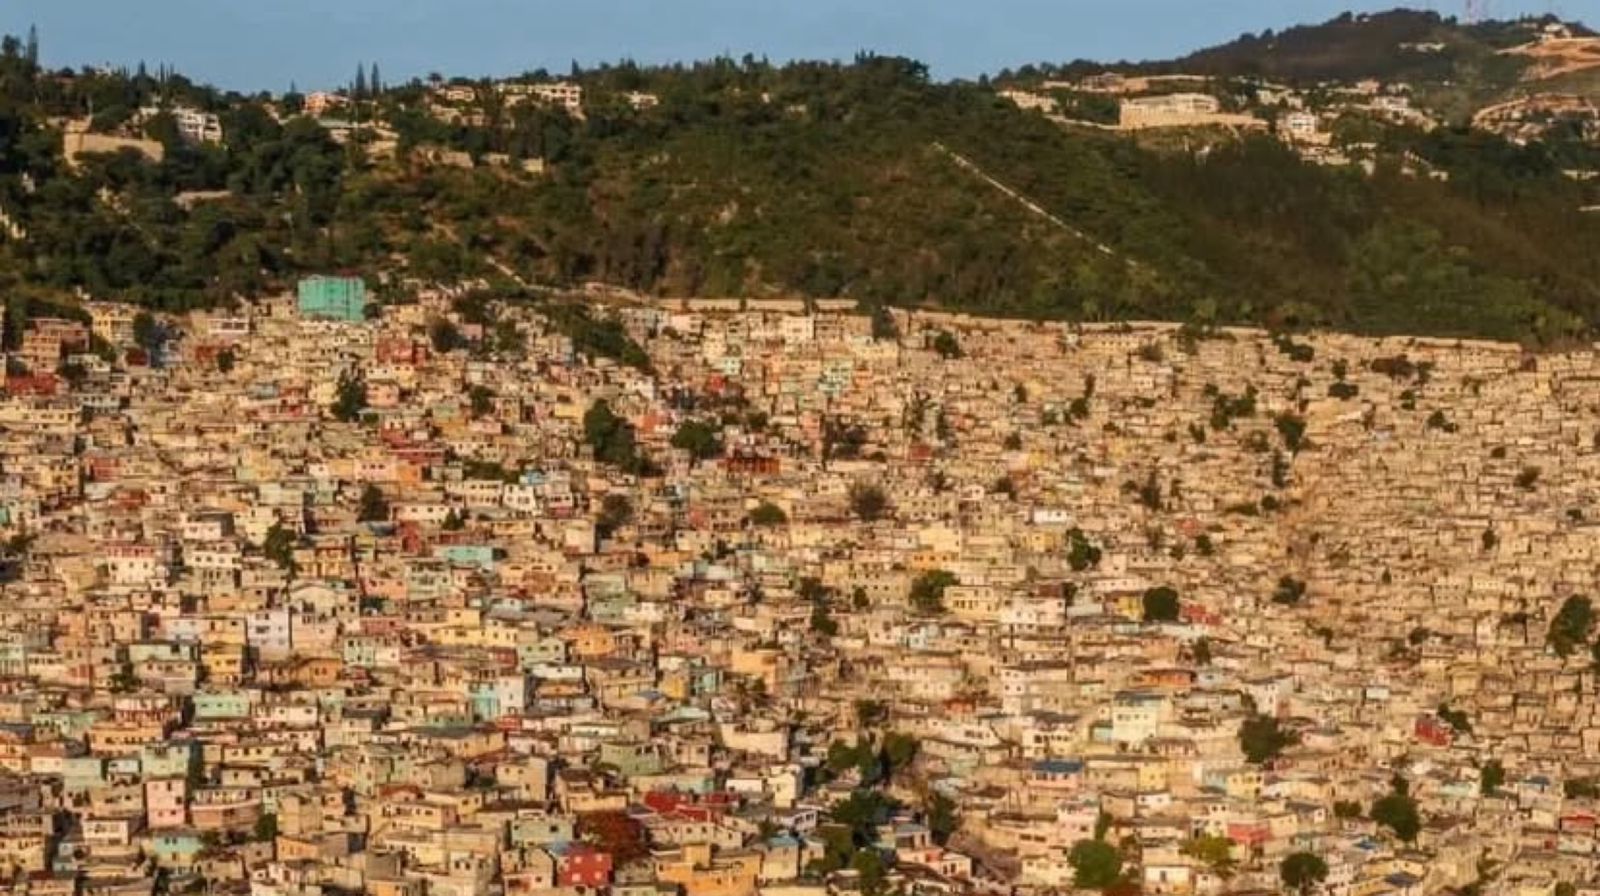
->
xmin=297 ymin=276 xmax=367 ymax=322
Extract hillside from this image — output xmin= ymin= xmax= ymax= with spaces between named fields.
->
xmin=1172 ymin=10 xmax=1536 ymax=83
xmin=1025 ymin=10 xmax=1600 ymax=119
xmin=1 ymin=29 xmax=1599 ymax=345
xmin=1069 ymin=9 xmax=1596 ymax=85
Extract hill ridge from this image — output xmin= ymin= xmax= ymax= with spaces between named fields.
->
xmin=0 ymin=17 xmax=1596 ymax=347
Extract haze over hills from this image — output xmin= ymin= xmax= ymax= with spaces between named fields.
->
xmin=0 ymin=8 xmax=1599 ymax=347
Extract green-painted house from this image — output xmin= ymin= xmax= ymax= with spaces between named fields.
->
xmin=297 ymin=275 xmax=367 ymax=322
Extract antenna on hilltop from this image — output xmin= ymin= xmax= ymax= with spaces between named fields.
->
xmin=1464 ymin=0 xmax=1489 ymax=23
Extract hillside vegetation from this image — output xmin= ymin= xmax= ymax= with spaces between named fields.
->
xmin=1175 ymin=10 xmax=1538 ymax=84
xmin=1033 ymin=10 xmax=1587 ymax=95
xmin=1 ymin=25 xmax=1599 ymax=344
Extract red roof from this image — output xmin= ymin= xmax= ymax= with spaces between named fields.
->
xmin=5 ymin=374 xmax=59 ymax=396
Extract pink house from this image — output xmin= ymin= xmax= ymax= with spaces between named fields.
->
xmin=1226 ymin=820 xmax=1270 ymax=848
xmin=145 ymin=778 xmax=187 ymax=829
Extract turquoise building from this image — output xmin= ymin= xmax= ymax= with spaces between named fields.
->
xmin=598 ymin=740 xmax=664 ymax=777
xmin=141 ymin=742 xmax=197 ymax=777
xmin=434 ymin=544 xmax=497 ymax=570
xmin=297 ymin=275 xmax=367 ymax=322
xmin=192 ymin=690 xmax=252 ymax=722
xmin=149 ymin=832 xmax=205 ymax=870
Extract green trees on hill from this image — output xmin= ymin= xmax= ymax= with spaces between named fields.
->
xmin=261 ymin=522 xmax=297 ymax=575
xmin=930 ymin=330 xmax=962 ymax=359
xmin=1437 ymin=704 xmax=1473 ymax=734
xmin=468 ymin=385 xmax=495 ymax=417
xmin=1280 ymin=852 xmax=1329 ymax=896
xmin=749 ymin=502 xmax=788 ymax=526
xmin=1548 ymin=595 xmax=1596 ymax=657
xmin=583 ymin=400 xmax=652 ymax=474
xmin=0 ymin=37 xmax=1596 ymax=343
xmin=1272 ymin=576 xmax=1308 ymax=606
xmin=430 ymin=318 xmax=466 ymax=353
xmin=1480 ymin=759 xmax=1506 ymax=795
xmin=1239 ymin=714 xmax=1298 ymax=764
xmin=909 ymin=570 xmax=958 ymax=615
xmin=1371 ymin=775 xmax=1422 ymax=842
xmin=1142 ymin=586 xmax=1180 ymax=623
xmin=670 ymin=419 xmax=723 ymax=462
xmin=545 ymin=304 xmax=651 ymax=370
xmin=0 ymin=83 xmax=351 ymax=309
xmin=333 ymin=370 xmax=368 ymax=422
xmin=848 ymin=483 xmax=889 ymax=521
xmin=1172 ymin=10 xmax=1515 ymax=83
xmin=1067 ymin=528 xmax=1103 ymax=571
xmin=1067 ymin=840 xmax=1123 ymax=890
xmin=926 ymin=791 xmax=959 ymax=845
xmin=253 ymin=813 xmax=278 ymax=843
xmin=596 ymin=493 xmax=634 ymax=537
xmin=357 ymin=484 xmax=389 ymax=522
xmin=1180 ymin=835 xmax=1236 ymax=879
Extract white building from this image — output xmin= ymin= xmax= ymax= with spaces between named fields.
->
xmin=1281 ymin=111 xmax=1321 ymax=142
xmin=530 ymin=82 xmax=584 ymax=115
xmin=246 ymin=609 xmax=292 ymax=658
xmin=1120 ymin=93 xmax=1221 ymax=128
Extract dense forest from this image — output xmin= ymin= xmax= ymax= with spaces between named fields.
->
xmin=1 ymin=16 xmax=1600 ymax=345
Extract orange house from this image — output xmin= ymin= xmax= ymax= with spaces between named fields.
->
xmin=289 ymin=657 xmax=343 ymax=688
xmin=563 ymin=625 xmax=618 ymax=660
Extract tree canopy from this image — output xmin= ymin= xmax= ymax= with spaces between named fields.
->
xmin=1067 ymin=839 xmax=1123 ymax=890
xmin=1480 ymin=759 xmax=1506 ymax=795
xmin=1272 ymin=575 xmax=1308 ymax=606
xmin=1142 ymin=585 xmax=1181 ymax=623
xmin=333 ymin=369 xmax=368 ymax=423
xmin=749 ymin=501 xmax=788 ymax=526
xmin=1371 ymin=777 xmax=1422 ymax=842
xmin=583 ymin=400 xmax=651 ymax=474
xmin=1180 ymin=835 xmax=1236 ymax=879
xmin=0 ymin=40 xmax=1596 ymax=344
xmin=1238 ymin=713 xmax=1297 ymax=764
xmin=849 ymin=483 xmax=889 ymax=522
xmin=596 ymin=493 xmax=634 ymax=536
xmin=356 ymin=484 xmax=389 ymax=522
xmin=1067 ymin=528 xmax=1103 ymax=571
xmin=670 ymin=419 xmax=724 ymax=462
xmin=1548 ymin=595 xmax=1595 ymax=657
xmin=909 ymin=569 xmax=958 ymax=615
xmin=1280 ymin=852 xmax=1329 ymax=896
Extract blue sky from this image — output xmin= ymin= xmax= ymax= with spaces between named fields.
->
xmin=0 ymin=1 xmax=1570 ymax=92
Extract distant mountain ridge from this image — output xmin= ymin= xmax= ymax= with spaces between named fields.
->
xmin=1173 ymin=9 xmax=1582 ymax=81
xmin=1007 ymin=7 xmax=1600 ymax=129
xmin=1035 ymin=9 xmax=1593 ymax=84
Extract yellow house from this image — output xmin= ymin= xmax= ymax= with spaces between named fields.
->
xmin=655 ymin=843 xmax=761 ymax=896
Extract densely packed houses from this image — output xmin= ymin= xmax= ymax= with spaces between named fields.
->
xmin=3 ymin=288 xmax=1600 ymax=896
